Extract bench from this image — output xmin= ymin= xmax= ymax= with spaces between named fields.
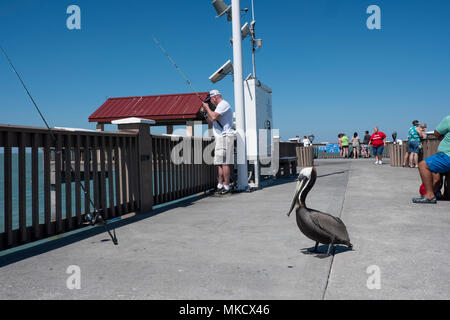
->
xmin=276 ymin=156 xmax=298 ymax=178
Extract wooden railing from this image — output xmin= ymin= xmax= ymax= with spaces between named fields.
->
xmin=151 ymin=135 xmax=216 ymax=206
xmin=312 ymin=143 xmax=390 ymax=159
xmin=388 ymin=135 xmax=440 ymax=167
xmin=0 ymin=124 xmax=217 ymax=251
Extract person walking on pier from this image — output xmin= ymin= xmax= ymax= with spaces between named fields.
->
xmin=407 ymin=120 xmax=426 ymax=168
xmin=368 ymin=126 xmax=386 ymax=165
xmin=413 ymin=115 xmax=450 ymax=203
xmin=202 ymin=90 xmax=234 ymax=195
xmin=341 ymin=133 xmax=350 ymax=159
xmin=351 ymin=132 xmax=360 ymax=159
xmin=362 ymin=131 xmax=371 ymax=158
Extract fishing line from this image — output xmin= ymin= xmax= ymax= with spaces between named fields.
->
xmin=152 ymin=36 xmax=224 ymax=129
xmin=1 ymin=46 xmax=118 ymax=245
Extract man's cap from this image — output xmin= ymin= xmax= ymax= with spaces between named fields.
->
xmin=209 ymin=89 xmax=221 ymax=97
xmin=412 ymin=120 xmax=419 ymax=126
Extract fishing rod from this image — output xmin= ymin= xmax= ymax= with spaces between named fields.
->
xmin=1 ymin=46 xmax=118 ymax=245
xmin=152 ymin=36 xmax=223 ymax=129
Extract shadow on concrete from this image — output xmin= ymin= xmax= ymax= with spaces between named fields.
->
xmin=300 ymin=244 xmax=353 ymax=258
xmin=256 ymin=169 xmax=349 ymax=191
xmin=0 ymin=192 xmax=212 ymax=268
xmin=317 ymin=170 xmax=348 ymax=179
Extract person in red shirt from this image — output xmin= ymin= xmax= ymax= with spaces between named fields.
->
xmin=368 ymin=126 xmax=387 ymax=165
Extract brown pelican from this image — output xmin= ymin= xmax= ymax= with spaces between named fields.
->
xmin=287 ymin=167 xmax=353 ymax=256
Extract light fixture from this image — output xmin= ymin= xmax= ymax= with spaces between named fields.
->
xmin=212 ymin=0 xmax=232 ymax=21
xmin=308 ymin=134 xmax=315 ymax=143
xmin=209 ymin=60 xmax=234 ymax=83
xmin=241 ymin=22 xmax=251 ymax=40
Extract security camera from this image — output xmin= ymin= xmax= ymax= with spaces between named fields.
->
xmin=209 ymin=60 xmax=233 ymax=83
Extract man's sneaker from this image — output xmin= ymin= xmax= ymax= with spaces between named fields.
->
xmin=378 ymin=160 xmax=383 ymax=165
xmin=220 ymin=187 xmax=231 ymax=195
xmin=374 ymin=161 xmax=379 ymax=165
xmin=215 ymin=187 xmax=223 ymax=194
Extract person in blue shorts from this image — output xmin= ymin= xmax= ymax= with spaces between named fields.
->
xmin=413 ymin=115 xmax=450 ymax=203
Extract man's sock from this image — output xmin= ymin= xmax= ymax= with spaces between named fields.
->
xmin=217 ymin=183 xmax=223 ymax=189
xmin=224 ymin=185 xmax=230 ymax=191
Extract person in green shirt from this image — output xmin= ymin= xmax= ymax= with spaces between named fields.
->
xmin=413 ymin=115 xmax=450 ymax=204
xmin=341 ymin=134 xmax=349 ymax=159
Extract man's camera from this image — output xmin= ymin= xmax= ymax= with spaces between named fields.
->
xmin=200 ymin=94 xmax=216 ymax=118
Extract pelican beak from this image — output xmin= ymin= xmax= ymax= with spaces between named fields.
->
xmin=287 ymin=175 xmax=307 ymax=217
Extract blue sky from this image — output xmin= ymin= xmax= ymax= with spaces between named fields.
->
xmin=1 ymin=0 xmax=449 ymax=142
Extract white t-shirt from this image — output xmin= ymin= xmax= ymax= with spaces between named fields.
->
xmin=212 ymin=100 xmax=234 ymax=138
xmin=302 ymin=138 xmax=311 ymax=147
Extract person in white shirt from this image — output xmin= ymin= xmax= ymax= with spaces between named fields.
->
xmin=201 ymin=90 xmax=234 ymax=195
xmin=302 ymin=136 xmax=311 ymax=147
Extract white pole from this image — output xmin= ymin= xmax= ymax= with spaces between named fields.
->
xmin=231 ymin=0 xmax=248 ymax=190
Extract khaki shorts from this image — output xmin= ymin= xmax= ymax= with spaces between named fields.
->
xmin=214 ymin=135 xmax=234 ymax=165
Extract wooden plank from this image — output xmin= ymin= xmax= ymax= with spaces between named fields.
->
xmin=157 ymin=138 xmax=163 ymax=205
xmin=127 ymin=136 xmax=135 ymax=212
xmin=152 ymin=136 xmax=157 ymax=205
xmin=65 ymin=134 xmax=73 ymax=230
xmin=161 ymin=137 xmax=167 ymax=203
xmin=100 ymin=135 xmax=107 ymax=219
xmin=92 ymin=135 xmax=99 ymax=214
xmin=167 ymin=139 xmax=173 ymax=202
xmin=132 ymin=137 xmax=140 ymax=211
xmin=84 ymin=135 xmax=91 ymax=216
xmin=18 ymin=132 xmax=27 ymax=242
xmin=32 ymin=133 xmax=40 ymax=240
xmin=55 ymin=134 xmax=63 ymax=233
xmin=44 ymin=134 xmax=52 ymax=236
xmin=75 ymin=135 xmax=82 ymax=225
xmin=3 ymin=132 xmax=13 ymax=246
xmin=120 ymin=137 xmax=128 ymax=212
xmin=181 ymin=139 xmax=185 ymax=197
xmin=114 ymin=137 xmax=122 ymax=216
xmin=176 ymin=140 xmax=181 ymax=199
xmin=107 ymin=136 xmax=115 ymax=218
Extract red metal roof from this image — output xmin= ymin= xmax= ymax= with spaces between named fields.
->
xmin=88 ymin=92 xmax=209 ymax=123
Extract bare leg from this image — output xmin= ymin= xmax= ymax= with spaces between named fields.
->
xmin=433 ymin=173 xmax=442 ymax=193
xmin=223 ymin=165 xmax=231 ymax=186
xmin=409 ymin=152 xmax=414 ymax=167
xmin=418 ymin=160 xmax=435 ymax=199
xmin=403 ymin=152 xmax=409 ymax=166
xmin=218 ymin=165 xmax=224 ymax=185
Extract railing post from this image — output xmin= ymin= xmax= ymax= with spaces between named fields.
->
xmin=114 ymin=118 xmax=156 ymax=213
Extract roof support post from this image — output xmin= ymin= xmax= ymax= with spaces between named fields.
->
xmin=186 ymin=121 xmax=194 ymax=137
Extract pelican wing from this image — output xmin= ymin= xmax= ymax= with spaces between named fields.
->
xmin=309 ymin=209 xmax=350 ymax=242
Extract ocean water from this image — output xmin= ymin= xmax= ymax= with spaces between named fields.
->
xmin=0 ymin=152 xmax=105 ymax=233
xmin=0 ymin=152 xmax=177 ymax=233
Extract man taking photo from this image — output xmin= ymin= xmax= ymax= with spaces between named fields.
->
xmin=201 ymin=90 xmax=234 ymax=195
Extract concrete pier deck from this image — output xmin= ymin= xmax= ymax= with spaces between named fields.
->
xmin=0 ymin=159 xmax=449 ymax=299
